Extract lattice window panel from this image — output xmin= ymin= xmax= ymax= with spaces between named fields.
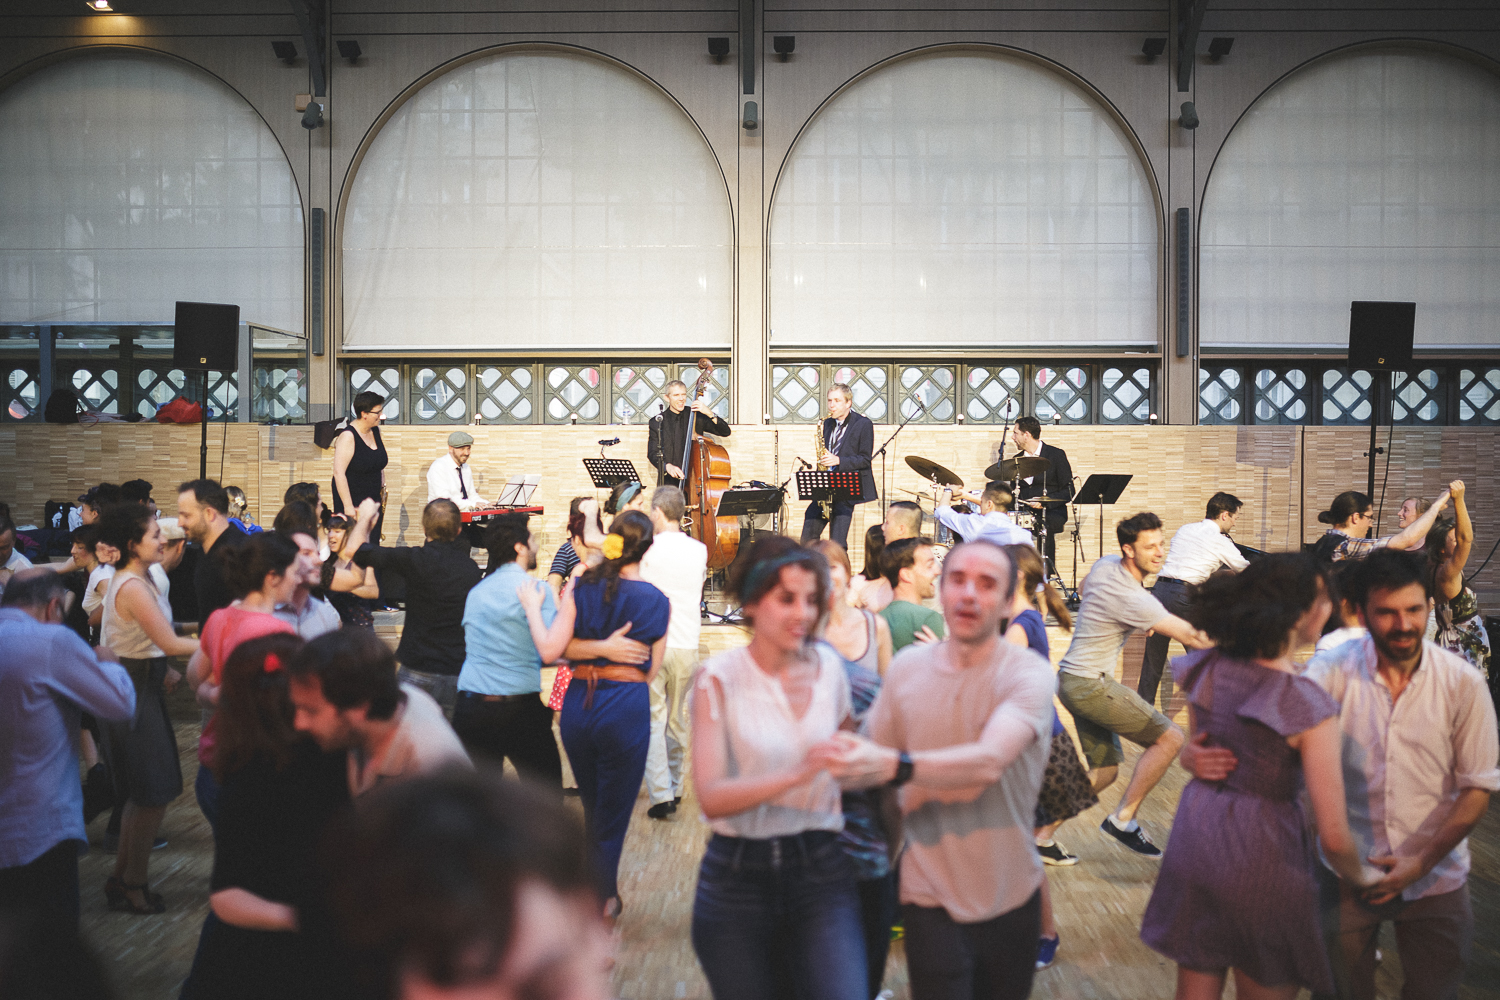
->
xmin=1033 ymin=367 xmax=1090 ymax=423
xmin=962 ymin=366 xmax=1022 ymax=423
xmin=1198 ymin=367 xmax=1243 ymax=424
xmin=1391 ymin=369 xmax=1446 ymax=425
xmin=770 ymin=364 xmax=823 ymax=423
xmin=476 ymin=366 xmax=535 ymax=424
xmin=832 ymin=365 xmax=889 ymax=422
xmin=3 ymin=367 xmax=40 ymax=421
xmin=675 ymin=363 xmax=731 ymax=422
xmin=1100 ymin=367 xmax=1152 ymax=424
xmin=1320 ymin=368 xmax=1372 ymax=425
xmin=252 ymin=367 xmax=307 ymax=422
xmin=1251 ymin=368 xmax=1309 ymax=424
xmin=612 ymin=365 xmax=670 ymax=424
xmin=1459 ymin=368 xmax=1500 ymax=425
xmin=412 ymin=367 xmax=468 ymax=423
xmin=545 ymin=365 xmax=602 ymax=424
xmin=897 ymin=365 xmax=954 ymax=423
xmin=133 ymin=367 xmax=234 ymax=421
xmin=67 ymin=367 xmax=120 ymax=414
xmin=348 ymin=367 xmax=402 ymax=423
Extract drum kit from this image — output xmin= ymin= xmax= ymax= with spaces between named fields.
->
xmin=901 ymin=454 xmax=1069 ymax=551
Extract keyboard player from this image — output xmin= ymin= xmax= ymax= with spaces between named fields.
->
xmin=427 ymin=430 xmax=489 ymax=547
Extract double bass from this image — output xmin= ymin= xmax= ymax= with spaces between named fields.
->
xmin=679 ymin=358 xmax=738 ymax=571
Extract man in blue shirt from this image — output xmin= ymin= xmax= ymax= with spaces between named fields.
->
xmin=0 ymin=569 xmax=134 ymax=926
xmin=453 ymin=513 xmax=564 ymax=790
xmin=934 ymin=482 xmax=1036 ymax=548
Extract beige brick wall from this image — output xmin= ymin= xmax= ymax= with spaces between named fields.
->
xmin=2 ymin=422 xmax=1496 ymax=600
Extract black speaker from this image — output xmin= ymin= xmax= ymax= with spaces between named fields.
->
xmin=1347 ymin=301 xmax=1415 ymax=372
xmin=173 ymin=301 xmax=240 ymax=371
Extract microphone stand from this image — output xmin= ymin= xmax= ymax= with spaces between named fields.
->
xmin=873 ymin=397 xmax=926 ymax=516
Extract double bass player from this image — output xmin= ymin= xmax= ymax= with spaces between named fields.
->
xmin=800 ymin=383 xmax=876 ymax=549
xmin=647 ymin=380 xmax=731 ymax=488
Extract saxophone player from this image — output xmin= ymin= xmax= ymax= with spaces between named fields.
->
xmin=799 ymin=383 xmax=877 ymax=548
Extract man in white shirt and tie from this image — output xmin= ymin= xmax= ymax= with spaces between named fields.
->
xmin=427 ymin=431 xmax=488 ymax=547
xmin=1137 ymin=491 xmax=1249 ymax=708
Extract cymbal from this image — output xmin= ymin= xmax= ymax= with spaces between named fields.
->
xmin=905 ymin=455 xmax=964 ymax=487
xmin=984 ymin=456 xmax=1050 ymax=482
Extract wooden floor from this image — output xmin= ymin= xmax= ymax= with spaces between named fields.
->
xmin=78 ymin=625 xmax=1500 ymax=1000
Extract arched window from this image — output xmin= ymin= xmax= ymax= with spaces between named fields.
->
xmin=1200 ymin=46 xmax=1500 ymax=351
xmin=0 ymin=51 xmax=304 ymax=331
xmin=342 ymin=49 xmax=733 ymax=352
xmin=769 ymin=49 xmax=1158 ymax=351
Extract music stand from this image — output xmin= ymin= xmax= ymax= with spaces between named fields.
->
xmin=717 ymin=487 xmax=785 ymax=548
xmin=582 ymin=458 xmax=639 ymax=489
xmin=796 ymin=470 xmax=860 ymax=508
xmin=495 ymin=474 xmax=541 ymax=506
xmin=1074 ymin=474 xmax=1133 ymax=559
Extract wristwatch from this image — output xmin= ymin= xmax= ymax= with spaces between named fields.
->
xmin=889 ymin=750 xmax=914 ymax=788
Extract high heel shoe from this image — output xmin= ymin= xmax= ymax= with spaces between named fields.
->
xmin=105 ymin=876 xmax=164 ymax=914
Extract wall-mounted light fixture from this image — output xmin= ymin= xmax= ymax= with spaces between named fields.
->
xmin=1179 ymin=101 xmax=1200 ymax=129
xmin=336 ymin=40 xmax=362 ymax=65
xmin=742 ymin=101 xmax=759 ymax=131
xmin=301 ymin=102 xmax=325 ymax=130
xmin=272 ymin=41 xmax=298 ymax=65
xmin=86 ymin=0 xmax=114 ymax=10
xmin=708 ymin=37 xmax=730 ymax=62
xmin=1141 ymin=38 xmax=1166 ymax=62
xmin=773 ymin=36 xmax=795 ymax=61
xmin=1208 ymin=37 xmax=1234 ymax=61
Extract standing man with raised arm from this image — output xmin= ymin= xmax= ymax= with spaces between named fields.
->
xmin=800 ymin=383 xmax=877 ymax=549
xmin=1137 ymin=491 xmax=1249 ymax=710
xmin=1011 ymin=416 xmax=1074 ymax=575
xmin=1056 ymin=512 xmax=1214 ymax=857
xmin=647 ymin=380 xmax=731 ymax=488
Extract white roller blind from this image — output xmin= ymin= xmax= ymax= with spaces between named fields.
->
xmin=342 ymin=50 xmax=734 ymax=351
xmin=1201 ymin=48 xmax=1500 ymax=351
xmin=0 ymin=52 xmax=304 ymax=331
xmin=770 ymin=51 xmax=1158 ymax=349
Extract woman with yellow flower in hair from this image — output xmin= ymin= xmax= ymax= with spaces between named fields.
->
xmin=555 ymin=509 xmax=669 ymax=920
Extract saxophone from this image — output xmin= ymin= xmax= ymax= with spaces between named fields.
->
xmin=814 ymin=422 xmax=833 ymax=521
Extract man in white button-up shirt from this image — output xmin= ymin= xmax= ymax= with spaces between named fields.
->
xmin=427 ymin=431 xmax=489 ymax=548
xmin=1185 ymin=547 xmax=1497 ymax=1000
xmin=933 ymin=482 xmax=1035 ymax=549
xmin=1138 ymin=492 xmax=1250 ymax=708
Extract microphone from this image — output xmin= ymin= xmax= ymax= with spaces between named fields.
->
xmin=797 ymin=456 xmax=812 ymax=470
xmin=598 ymin=437 xmax=621 ymax=447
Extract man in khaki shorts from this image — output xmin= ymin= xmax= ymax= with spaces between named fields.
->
xmin=1056 ymin=512 xmax=1211 ymax=856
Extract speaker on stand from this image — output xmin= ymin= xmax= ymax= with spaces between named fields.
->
xmin=1347 ymin=301 xmax=1415 ymax=504
xmin=173 ymin=301 xmax=240 ymax=481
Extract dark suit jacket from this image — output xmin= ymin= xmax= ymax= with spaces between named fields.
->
xmin=647 ymin=407 xmax=731 ymax=485
xmin=1017 ymin=441 xmax=1074 ymax=525
xmin=821 ymin=412 xmax=878 ymax=504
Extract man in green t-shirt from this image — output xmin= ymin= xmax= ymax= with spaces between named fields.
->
xmin=878 ymin=536 xmax=945 ymax=651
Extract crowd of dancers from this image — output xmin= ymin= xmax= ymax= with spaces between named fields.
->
xmin=0 ymin=455 xmax=1495 ymax=1000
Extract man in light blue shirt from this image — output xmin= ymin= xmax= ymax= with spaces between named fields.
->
xmin=934 ymin=482 xmax=1036 ymax=548
xmin=0 ymin=569 xmax=135 ymax=926
xmin=452 ymin=513 xmax=564 ymax=790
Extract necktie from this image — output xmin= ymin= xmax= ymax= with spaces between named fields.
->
xmin=457 ymin=464 xmax=468 ymax=500
xmin=829 ymin=419 xmax=846 ymax=453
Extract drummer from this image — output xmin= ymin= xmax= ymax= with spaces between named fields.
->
xmin=427 ymin=430 xmax=489 ymax=547
xmin=934 ymin=482 xmax=1036 ymax=548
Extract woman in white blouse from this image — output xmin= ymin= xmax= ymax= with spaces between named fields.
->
xmin=689 ymin=535 xmax=868 ymax=1000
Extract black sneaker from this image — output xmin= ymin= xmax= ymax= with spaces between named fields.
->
xmin=646 ymin=801 xmax=676 ymax=820
xmin=1036 ymin=841 xmax=1078 ymax=866
xmin=1099 ymin=818 xmax=1161 ymax=857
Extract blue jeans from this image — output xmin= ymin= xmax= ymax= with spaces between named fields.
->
xmin=692 ymin=831 xmax=868 ymax=1000
xmin=559 ymin=678 xmax=650 ymax=903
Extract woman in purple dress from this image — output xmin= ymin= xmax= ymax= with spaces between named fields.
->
xmin=1141 ymin=554 xmax=1378 ymax=1000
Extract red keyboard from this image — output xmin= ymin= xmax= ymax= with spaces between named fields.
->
xmin=460 ymin=505 xmax=545 ymax=523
